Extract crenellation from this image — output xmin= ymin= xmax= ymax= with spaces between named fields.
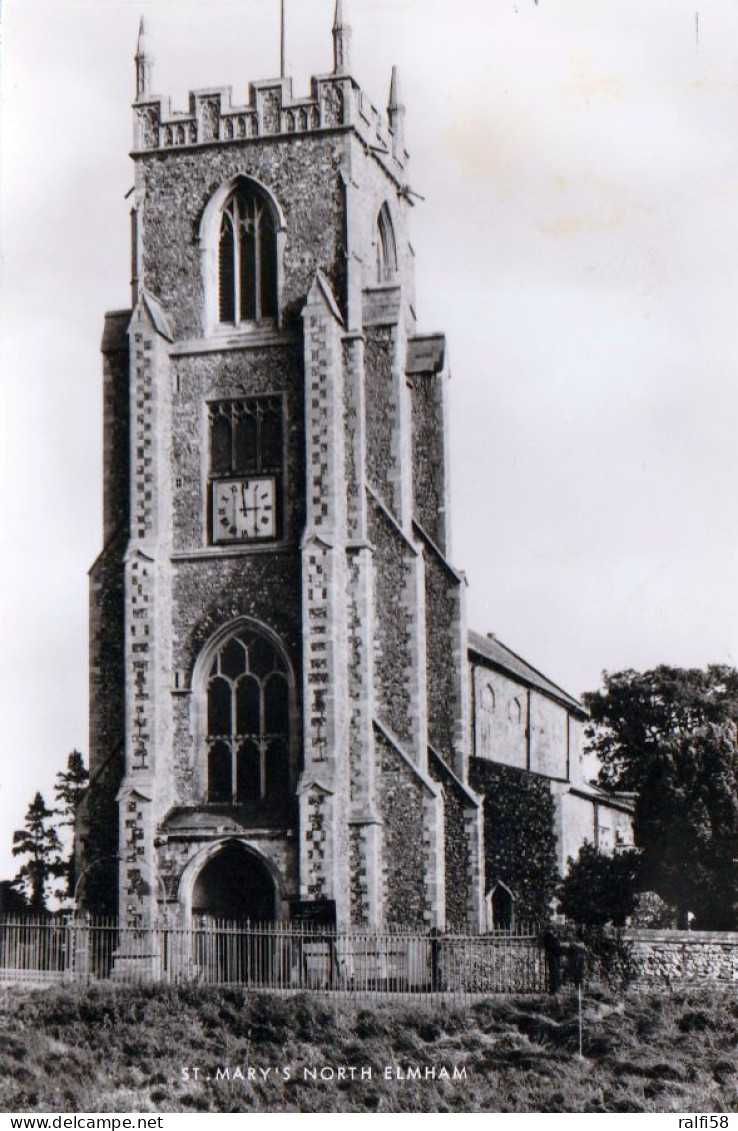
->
xmin=133 ymin=71 xmax=404 ymax=176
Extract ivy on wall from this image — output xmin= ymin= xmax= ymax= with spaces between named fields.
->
xmin=469 ymin=759 xmax=559 ymax=923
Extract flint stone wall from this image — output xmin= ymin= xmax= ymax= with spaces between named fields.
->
xmin=623 ymin=930 xmax=738 ymax=985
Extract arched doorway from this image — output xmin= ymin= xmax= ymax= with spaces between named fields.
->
xmin=486 ymin=881 xmax=516 ymax=932
xmin=191 ymin=841 xmax=276 ymax=923
xmin=188 ymin=843 xmax=279 ymax=985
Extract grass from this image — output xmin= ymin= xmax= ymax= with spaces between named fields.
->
xmin=0 ymin=982 xmax=736 ymax=1113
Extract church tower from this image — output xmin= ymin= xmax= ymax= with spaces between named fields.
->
xmin=79 ymin=5 xmax=483 ymax=932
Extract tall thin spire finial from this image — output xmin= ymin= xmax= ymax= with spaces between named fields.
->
xmin=280 ymin=0 xmax=286 ymax=78
xmin=135 ymin=15 xmax=153 ymax=100
xmin=332 ymin=0 xmax=352 ymax=75
xmin=388 ymin=65 xmax=406 ymax=159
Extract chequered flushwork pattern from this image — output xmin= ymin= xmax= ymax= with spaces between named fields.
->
xmin=306 ymin=313 xmax=335 ymax=531
xmin=347 ymin=552 xmax=364 ymax=796
xmin=121 ymin=793 xmax=155 ymax=923
xmin=342 ymin=337 xmax=365 ymax=540
xmin=124 ymin=797 xmax=147 ymax=867
xmin=305 ymin=547 xmax=331 ymax=758
xmin=464 ymin=802 xmax=485 ymax=930
xmin=131 ymin=329 xmax=156 ymax=542
xmin=305 ymin=789 xmax=328 ymax=899
xmin=346 ymin=549 xmax=375 ymax=806
xmin=301 ymin=279 xmax=346 ymax=765
xmin=349 ymin=824 xmax=371 ymax=926
xmin=129 ymin=556 xmax=152 ymax=774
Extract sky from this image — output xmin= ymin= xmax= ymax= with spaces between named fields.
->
xmin=1 ymin=0 xmax=737 ymax=880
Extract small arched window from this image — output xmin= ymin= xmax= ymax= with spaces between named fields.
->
xmin=218 ymin=183 xmax=278 ymax=325
xmin=508 ymin=697 xmax=522 ymax=725
xmin=376 ymin=203 xmax=398 ymax=283
xmin=205 ymin=629 xmax=290 ymax=805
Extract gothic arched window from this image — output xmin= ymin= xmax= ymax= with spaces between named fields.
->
xmin=376 ymin=203 xmax=398 ymax=283
xmin=219 ymin=183 xmax=278 ymax=325
xmin=205 ymin=629 xmax=290 ymax=805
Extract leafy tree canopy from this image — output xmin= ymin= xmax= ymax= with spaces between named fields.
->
xmin=0 ymin=880 xmax=28 ymax=915
xmin=12 ymin=792 xmax=64 ymax=912
xmin=583 ymin=667 xmax=738 ymax=930
xmin=583 ymin=665 xmax=738 ymax=792
xmin=558 ymin=842 xmax=640 ymax=927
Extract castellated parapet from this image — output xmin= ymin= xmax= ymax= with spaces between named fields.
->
xmin=133 ymin=75 xmax=409 ymax=182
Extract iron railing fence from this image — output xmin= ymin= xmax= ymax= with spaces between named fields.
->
xmin=0 ymin=915 xmax=547 ymax=999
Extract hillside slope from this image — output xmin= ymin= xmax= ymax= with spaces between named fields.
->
xmin=0 ymin=985 xmax=736 ymax=1113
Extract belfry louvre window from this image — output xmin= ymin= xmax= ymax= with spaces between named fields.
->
xmin=206 ymin=630 xmax=290 ymax=805
xmin=219 ymin=183 xmax=278 ymax=324
xmin=209 ymin=396 xmax=283 ymax=477
xmin=208 ymin=396 xmax=284 ymax=544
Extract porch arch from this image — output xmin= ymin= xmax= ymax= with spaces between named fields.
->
xmin=177 ymin=838 xmax=285 ymax=923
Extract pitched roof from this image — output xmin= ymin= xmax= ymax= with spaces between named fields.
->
xmin=468 ymin=629 xmax=586 ymax=716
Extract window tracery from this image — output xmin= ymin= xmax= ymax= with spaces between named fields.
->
xmin=218 ymin=183 xmax=278 ymax=325
xmin=205 ymin=629 xmax=290 ymax=805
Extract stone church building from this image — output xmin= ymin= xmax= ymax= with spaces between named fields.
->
xmin=77 ymin=5 xmax=633 ymax=930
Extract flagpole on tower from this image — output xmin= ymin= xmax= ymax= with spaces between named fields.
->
xmin=280 ymin=0 xmax=286 ymax=78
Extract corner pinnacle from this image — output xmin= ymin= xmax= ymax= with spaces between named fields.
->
xmin=135 ymin=14 xmax=153 ymax=100
xmin=136 ymin=16 xmax=147 ymax=58
xmin=388 ymin=65 xmax=404 ymax=112
xmin=332 ymin=0 xmax=351 ymax=74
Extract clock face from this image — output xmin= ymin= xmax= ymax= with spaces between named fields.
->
xmin=212 ymin=478 xmax=277 ymax=542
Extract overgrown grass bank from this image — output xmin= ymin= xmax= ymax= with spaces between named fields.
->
xmin=0 ymin=984 xmax=736 ymax=1113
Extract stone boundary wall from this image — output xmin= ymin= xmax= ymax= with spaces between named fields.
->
xmin=623 ymin=930 xmax=738 ymax=985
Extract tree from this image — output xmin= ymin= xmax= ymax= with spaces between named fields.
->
xmin=583 ymin=667 xmax=738 ymax=929
xmin=558 ymin=843 xmax=641 ymax=927
xmin=0 ymin=880 xmax=28 ymax=915
xmin=53 ymin=749 xmax=89 ymax=899
xmin=11 ymin=793 xmax=63 ymax=912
